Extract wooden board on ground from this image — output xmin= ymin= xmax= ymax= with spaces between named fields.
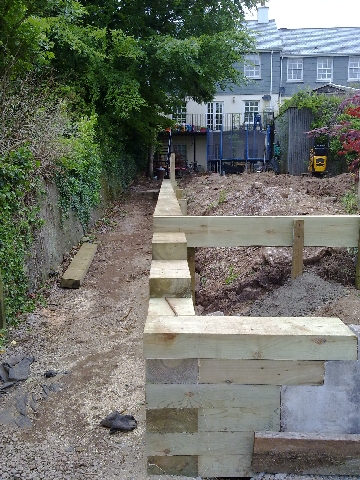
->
xmin=253 ymin=431 xmax=360 ymax=475
xmin=144 ymin=316 xmax=357 ymax=360
xmin=153 ymin=215 xmax=360 ymax=248
xmin=60 ymin=243 xmax=97 ymax=289
xmin=199 ymin=359 xmax=325 ymax=385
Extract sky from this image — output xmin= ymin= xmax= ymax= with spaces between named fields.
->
xmin=245 ymin=0 xmax=360 ymax=29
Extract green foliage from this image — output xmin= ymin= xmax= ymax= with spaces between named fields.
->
xmin=279 ymin=89 xmax=342 ymax=129
xmin=340 ymin=189 xmax=359 ymax=214
xmin=218 ymin=189 xmax=227 ymax=204
xmin=56 ymin=115 xmax=102 ymax=230
xmin=225 ymin=265 xmax=239 ymax=285
xmin=0 ymin=146 xmax=43 ymax=322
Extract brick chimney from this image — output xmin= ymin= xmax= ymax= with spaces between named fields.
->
xmin=257 ymin=5 xmax=269 ymax=23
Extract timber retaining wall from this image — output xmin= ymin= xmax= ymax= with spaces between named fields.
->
xmin=144 ymin=172 xmax=360 ymax=477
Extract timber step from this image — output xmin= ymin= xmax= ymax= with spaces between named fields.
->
xmin=149 ymin=260 xmax=191 ymax=298
xmin=148 ymin=298 xmax=195 ymax=317
xmin=152 ymin=232 xmax=188 ymax=260
xmin=253 ymin=431 xmax=360 ymax=475
xmin=60 ymin=242 xmax=97 ymax=289
xmin=144 ymin=316 xmax=357 ymax=360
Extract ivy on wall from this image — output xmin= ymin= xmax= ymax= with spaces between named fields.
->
xmin=56 ymin=115 xmax=102 ymax=231
xmin=0 ymin=147 xmax=44 ymax=321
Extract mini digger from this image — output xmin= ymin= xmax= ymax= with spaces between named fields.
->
xmin=308 ymin=144 xmax=328 ymax=176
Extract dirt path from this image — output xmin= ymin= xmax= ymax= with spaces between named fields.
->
xmin=0 ymin=182 xmax=167 ymax=479
xmin=1 ymin=172 xmax=360 ymax=480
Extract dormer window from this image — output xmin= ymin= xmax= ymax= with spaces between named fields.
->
xmin=244 ymin=54 xmax=261 ymax=79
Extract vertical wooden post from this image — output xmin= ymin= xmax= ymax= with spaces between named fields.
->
xmin=0 ymin=270 xmax=6 ymax=329
xmin=355 ymin=229 xmax=360 ymax=289
xmin=170 ymin=152 xmax=176 ymax=190
xmin=292 ymin=220 xmax=304 ymax=280
xmin=187 ymin=247 xmax=196 ymax=306
xmin=178 ymin=199 xmax=187 ymax=215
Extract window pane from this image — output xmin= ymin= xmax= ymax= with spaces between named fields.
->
xmin=349 ymin=57 xmax=360 ymax=80
xmin=173 ymin=102 xmax=187 ymax=123
xmin=244 ymin=100 xmax=259 ymax=124
xmin=287 ymin=58 xmax=303 ymax=81
xmin=173 ymin=144 xmax=187 ymax=161
xmin=244 ymin=54 xmax=261 ymax=78
xmin=207 ymin=102 xmax=223 ymax=130
xmin=317 ymin=57 xmax=332 ymax=81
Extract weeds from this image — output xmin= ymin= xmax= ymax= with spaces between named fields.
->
xmin=340 ymin=190 xmax=358 ymax=214
xmin=225 ymin=266 xmax=239 ymax=285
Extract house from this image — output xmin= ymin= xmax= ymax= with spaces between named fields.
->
xmin=158 ymin=6 xmax=360 ymax=174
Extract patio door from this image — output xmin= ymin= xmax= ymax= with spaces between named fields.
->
xmin=207 ymin=102 xmax=223 ymax=131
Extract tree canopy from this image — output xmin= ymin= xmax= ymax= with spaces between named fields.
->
xmin=1 ymin=0 xmax=259 ymax=153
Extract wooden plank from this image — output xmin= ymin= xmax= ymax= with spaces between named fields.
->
xmin=253 ymin=432 xmax=360 ymax=475
xmin=176 ymin=188 xmax=183 ymax=199
xmin=356 ymin=228 xmax=360 ymax=290
xmin=199 ymin=455 xmax=254 ymax=477
xmin=146 ymin=408 xmax=198 ymax=433
xmin=152 ymin=232 xmax=187 ymax=260
xmin=144 ymin=316 xmax=357 ymax=360
xmin=147 ymin=432 xmax=254 ymax=456
xmin=0 ymin=270 xmax=5 ymax=329
xmin=153 ymin=215 xmax=360 ymax=248
xmin=169 ymin=152 xmax=176 ymax=189
xmin=147 ymin=298 xmax=195 ymax=317
xmin=146 ymin=359 xmax=198 ymax=384
xmin=60 ymin=243 xmax=97 ymax=288
xmin=153 ymin=198 xmax=182 ymax=217
xmin=147 ymin=455 xmax=198 ymax=476
xmin=146 ymin=384 xmax=280 ymax=409
xmin=292 ymin=219 xmax=304 ymax=280
xmin=178 ymin=198 xmax=187 ymax=215
xmin=199 ymin=406 xmax=280 ymax=432
xmin=199 ymin=359 xmax=325 ymax=385
xmin=149 ymin=260 xmax=191 ymax=298
xmin=187 ymin=247 xmax=196 ymax=305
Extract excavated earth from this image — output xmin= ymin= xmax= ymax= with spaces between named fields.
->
xmin=1 ymin=171 xmax=360 ymax=480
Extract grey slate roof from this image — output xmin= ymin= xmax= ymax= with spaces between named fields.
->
xmin=278 ymin=27 xmax=360 ymax=56
xmin=245 ymin=19 xmax=283 ymax=51
xmin=245 ymin=19 xmax=360 ymax=56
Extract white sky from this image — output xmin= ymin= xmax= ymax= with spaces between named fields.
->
xmin=245 ymin=0 xmax=360 ymax=29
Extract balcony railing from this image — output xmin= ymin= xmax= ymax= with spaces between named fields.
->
xmin=169 ymin=111 xmax=274 ymax=133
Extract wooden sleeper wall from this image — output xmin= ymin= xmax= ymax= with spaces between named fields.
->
xmin=145 ymin=177 xmax=358 ymax=477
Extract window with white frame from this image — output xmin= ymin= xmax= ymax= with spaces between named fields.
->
xmin=244 ymin=54 xmax=261 ymax=78
xmin=317 ymin=57 xmax=333 ymax=81
xmin=172 ymin=102 xmax=187 ymax=124
xmin=348 ymin=57 xmax=360 ymax=81
xmin=244 ymin=100 xmax=259 ymax=124
xmin=173 ymin=144 xmax=187 ymax=162
xmin=287 ymin=58 xmax=303 ymax=81
xmin=207 ymin=101 xmax=223 ymax=130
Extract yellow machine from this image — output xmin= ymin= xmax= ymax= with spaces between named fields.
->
xmin=309 ymin=145 xmax=328 ymax=175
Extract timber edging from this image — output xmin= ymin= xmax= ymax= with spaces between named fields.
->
xmin=145 ymin=166 xmax=359 ymax=477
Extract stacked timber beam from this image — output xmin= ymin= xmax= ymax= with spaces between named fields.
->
xmin=145 ymin=166 xmax=359 ymax=477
